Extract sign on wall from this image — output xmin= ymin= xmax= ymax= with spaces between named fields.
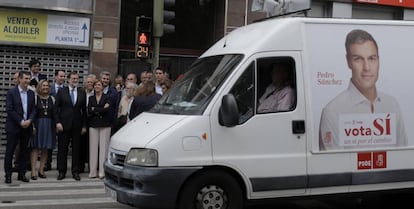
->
xmin=0 ymin=11 xmax=90 ymax=48
xmin=356 ymin=0 xmax=414 ymax=9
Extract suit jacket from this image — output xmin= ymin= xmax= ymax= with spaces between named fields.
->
xmin=87 ymin=93 xmax=112 ymax=128
xmin=50 ymin=83 xmax=64 ymax=97
xmin=30 ymin=73 xmax=47 ymax=87
xmin=38 ymin=73 xmax=47 ymax=81
xmin=54 ymin=86 xmax=87 ymax=131
xmin=105 ymin=86 xmax=120 ymax=123
xmin=5 ymin=86 xmax=36 ymax=133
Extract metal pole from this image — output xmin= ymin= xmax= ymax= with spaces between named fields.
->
xmin=153 ymin=0 xmax=164 ymax=73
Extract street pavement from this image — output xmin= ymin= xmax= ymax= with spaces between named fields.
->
xmin=2 ymin=148 xmax=413 ymax=209
xmin=0 ymin=150 xmax=134 ymax=209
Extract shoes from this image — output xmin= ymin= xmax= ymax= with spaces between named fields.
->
xmin=73 ymin=173 xmax=81 ymax=181
xmin=44 ymin=164 xmax=51 ymax=171
xmin=5 ymin=175 xmax=11 ymax=184
xmin=31 ymin=176 xmax=37 ymax=180
xmin=18 ymin=175 xmax=30 ymax=183
xmin=57 ymin=173 xmax=66 ymax=180
xmin=38 ymin=172 xmax=47 ymax=179
xmin=99 ymin=176 xmax=104 ymax=180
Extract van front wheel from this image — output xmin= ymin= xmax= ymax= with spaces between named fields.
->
xmin=178 ymin=170 xmax=244 ymax=209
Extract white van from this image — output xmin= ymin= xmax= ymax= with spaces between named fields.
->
xmin=104 ymin=17 xmax=414 ymax=209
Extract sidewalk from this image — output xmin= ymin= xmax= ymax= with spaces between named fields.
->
xmin=0 ymin=148 xmax=84 ymax=183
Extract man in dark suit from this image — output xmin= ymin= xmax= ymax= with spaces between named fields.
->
xmin=4 ymin=71 xmax=36 ymax=184
xmin=100 ymin=71 xmax=119 ymax=135
xmin=45 ymin=69 xmax=66 ymax=171
xmin=28 ymin=58 xmax=47 ymax=87
xmin=54 ymin=71 xmax=87 ymax=181
xmin=50 ymin=69 xmax=66 ymax=97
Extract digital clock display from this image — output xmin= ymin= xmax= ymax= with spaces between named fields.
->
xmin=136 ymin=45 xmax=149 ymax=58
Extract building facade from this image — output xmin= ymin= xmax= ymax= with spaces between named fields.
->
xmin=0 ymin=0 xmax=119 ymax=146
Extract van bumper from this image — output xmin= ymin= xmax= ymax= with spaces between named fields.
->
xmin=104 ymin=160 xmax=201 ymax=209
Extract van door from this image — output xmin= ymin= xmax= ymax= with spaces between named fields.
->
xmin=210 ymin=52 xmax=307 ymax=199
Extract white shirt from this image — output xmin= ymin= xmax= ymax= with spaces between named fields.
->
xmin=55 ymin=84 xmax=63 ymax=94
xmin=155 ymin=83 xmax=163 ymax=96
xmin=319 ymin=80 xmax=407 ymax=151
xmin=103 ymin=86 xmax=109 ymax=94
xmin=86 ymin=90 xmax=94 ymax=107
xmin=18 ymin=85 xmax=28 ymax=120
xmin=31 ymin=72 xmax=39 ymax=82
xmin=257 ymin=84 xmax=295 ymax=113
xmin=69 ymin=86 xmax=77 ymax=104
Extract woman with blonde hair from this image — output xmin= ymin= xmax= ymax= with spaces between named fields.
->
xmin=29 ymin=79 xmax=56 ymax=180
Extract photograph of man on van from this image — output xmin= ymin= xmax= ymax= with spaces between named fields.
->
xmin=319 ymin=29 xmax=407 ymax=151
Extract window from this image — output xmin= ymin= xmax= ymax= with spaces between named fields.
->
xmin=228 ymin=56 xmax=297 ymax=124
xmin=256 ymin=57 xmax=296 ymax=114
xmin=229 ymin=62 xmax=255 ymax=124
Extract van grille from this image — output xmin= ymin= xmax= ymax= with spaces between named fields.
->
xmin=110 ymin=152 xmax=126 ymax=167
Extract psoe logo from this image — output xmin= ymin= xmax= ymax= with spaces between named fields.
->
xmin=357 ymin=152 xmax=372 ymax=170
xmin=357 ymin=151 xmax=387 ymax=170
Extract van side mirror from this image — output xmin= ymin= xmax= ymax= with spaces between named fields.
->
xmin=219 ymin=94 xmax=239 ymax=127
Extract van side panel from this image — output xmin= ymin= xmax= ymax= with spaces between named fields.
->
xmin=304 ymin=20 xmax=414 ymax=193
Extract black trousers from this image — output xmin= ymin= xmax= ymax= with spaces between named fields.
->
xmin=79 ymin=130 xmax=89 ymax=172
xmin=4 ymin=128 xmax=31 ymax=176
xmin=57 ymin=128 xmax=81 ymax=175
xmin=46 ymin=149 xmax=53 ymax=166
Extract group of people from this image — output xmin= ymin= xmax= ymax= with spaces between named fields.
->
xmin=115 ymin=67 xmax=173 ymax=128
xmin=3 ymin=58 xmax=172 ymax=184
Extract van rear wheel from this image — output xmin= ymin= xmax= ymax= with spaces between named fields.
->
xmin=178 ymin=170 xmax=244 ymax=209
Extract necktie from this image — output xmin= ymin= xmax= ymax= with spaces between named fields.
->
xmin=70 ymin=88 xmax=75 ymax=106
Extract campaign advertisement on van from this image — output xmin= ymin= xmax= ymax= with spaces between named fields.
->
xmin=305 ymin=23 xmax=414 ymax=151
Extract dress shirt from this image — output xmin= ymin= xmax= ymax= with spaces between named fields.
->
xmin=103 ymin=86 xmax=109 ymax=94
xmin=86 ymin=90 xmax=94 ymax=107
xmin=319 ymin=80 xmax=407 ymax=150
xmin=257 ymin=84 xmax=295 ymax=113
xmin=155 ymin=83 xmax=163 ymax=95
xmin=18 ymin=86 xmax=28 ymax=120
xmin=69 ymin=86 xmax=77 ymax=104
xmin=31 ymin=73 xmax=39 ymax=82
xmin=55 ymin=84 xmax=63 ymax=94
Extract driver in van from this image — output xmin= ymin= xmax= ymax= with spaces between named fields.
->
xmin=257 ymin=62 xmax=295 ymax=113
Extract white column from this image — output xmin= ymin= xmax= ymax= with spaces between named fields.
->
xmin=403 ymin=9 xmax=414 ymax=20
xmin=331 ymin=2 xmax=352 ymax=18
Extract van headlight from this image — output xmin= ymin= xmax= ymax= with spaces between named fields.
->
xmin=125 ymin=148 xmax=158 ymax=166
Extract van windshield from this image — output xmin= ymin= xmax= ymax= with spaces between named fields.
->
xmin=151 ymin=54 xmax=243 ymax=115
